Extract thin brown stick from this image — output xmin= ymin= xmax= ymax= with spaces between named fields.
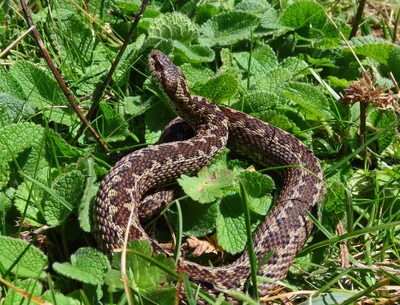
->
xmin=72 ymin=0 xmax=149 ymax=145
xmin=19 ymin=0 xmax=108 ymax=150
xmin=0 ymin=26 xmax=34 ymax=58
xmin=350 ymin=0 xmax=367 ymax=38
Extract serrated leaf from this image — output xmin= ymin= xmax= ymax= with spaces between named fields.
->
xmin=53 ymin=248 xmax=110 ymax=285
xmin=113 ymin=240 xmax=177 ymax=296
xmin=243 ymin=91 xmax=280 ymax=113
xmin=174 ymin=41 xmax=215 ymax=63
xmin=280 ymin=57 xmax=309 ymax=77
xmin=281 ymin=1 xmax=326 ymax=29
xmin=195 ymin=73 xmax=239 ymax=104
xmin=178 ymin=168 xmax=234 ymax=203
xmin=233 ymin=0 xmax=270 ymax=13
xmin=9 ymin=61 xmax=75 ymax=125
xmin=199 ymin=11 xmax=259 ymax=46
xmin=170 ymin=199 xmax=218 ymax=237
xmin=42 ymin=290 xmax=79 ymax=305
xmin=367 ymin=109 xmax=397 ymax=153
xmin=3 ymin=279 xmax=43 ymax=305
xmin=283 ymin=82 xmax=334 ymax=120
xmin=0 ymin=93 xmax=35 ymax=126
xmin=145 ymin=102 xmax=175 ymax=144
xmin=98 ymin=102 xmax=129 ymax=142
xmin=216 ymin=193 xmax=246 ymax=254
xmin=323 ymin=181 xmax=346 ymax=229
xmin=250 ymin=68 xmax=292 ymax=93
xmin=0 ymin=68 xmax=26 ymax=100
xmin=0 ymin=236 xmax=48 ymax=278
xmin=44 ymin=170 xmax=85 ymax=226
xmin=234 ymin=45 xmax=278 ymax=78
xmin=179 ymin=64 xmax=214 ymax=88
xmin=148 ymin=12 xmax=198 ymax=43
xmin=260 ymin=8 xmax=282 ymax=30
xmin=348 ymin=36 xmax=397 ymax=65
xmin=239 ymin=171 xmax=274 ymax=215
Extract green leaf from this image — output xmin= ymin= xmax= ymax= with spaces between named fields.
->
xmin=239 ymin=171 xmax=274 ymax=215
xmin=78 ymin=158 xmax=98 ymax=232
xmin=242 ymin=91 xmax=280 ymax=113
xmin=195 ymin=73 xmax=239 ymax=104
xmin=44 ymin=170 xmax=85 ymax=226
xmin=250 ymin=67 xmax=292 ymax=93
xmin=42 ymin=290 xmax=79 ymax=305
xmin=113 ymin=240 xmax=177 ymax=298
xmin=174 ymin=41 xmax=215 ymax=63
xmin=234 ymin=45 xmax=278 ymax=78
xmin=280 ymin=57 xmax=309 ymax=77
xmin=348 ymin=36 xmax=397 ymax=65
xmin=0 ymin=68 xmax=26 ymax=100
xmin=178 ymin=167 xmax=234 ymax=203
xmin=98 ymin=101 xmax=129 ymax=143
xmin=3 ymin=279 xmax=43 ymax=305
xmin=367 ymin=109 xmax=397 ymax=153
xmin=298 ymin=291 xmax=356 ymax=305
xmin=145 ymin=102 xmax=175 ymax=144
xmin=199 ymin=11 xmax=259 ymax=46
xmin=148 ymin=12 xmax=198 ymax=43
xmin=179 ymin=64 xmax=214 ymax=88
xmin=216 ymin=193 xmax=246 ymax=254
xmin=53 ymin=247 xmax=110 ymax=285
xmin=281 ymin=1 xmax=327 ymax=29
xmin=170 ymin=199 xmax=218 ymax=237
xmin=260 ymin=8 xmax=283 ymax=30
xmin=388 ymin=47 xmax=400 ymax=81
xmin=233 ymin=0 xmax=270 ymax=13
xmin=0 ymin=93 xmax=35 ymax=127
xmin=323 ymin=181 xmax=346 ymax=229
xmin=0 ymin=236 xmax=48 ymax=278
xmin=9 ymin=61 xmax=75 ymax=126
xmin=124 ymin=95 xmax=155 ymax=117
xmin=283 ymin=82 xmax=334 ymax=120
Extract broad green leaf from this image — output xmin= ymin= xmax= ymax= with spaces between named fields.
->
xmin=0 ymin=93 xmax=34 ymax=127
xmin=0 ymin=236 xmax=48 ymax=278
xmin=280 ymin=57 xmax=309 ymax=77
xmin=180 ymin=64 xmax=214 ymax=88
xmin=219 ymin=48 xmax=240 ymax=77
xmin=283 ymin=82 xmax=334 ymax=120
xmin=239 ymin=171 xmax=274 ymax=215
xmin=367 ymin=109 xmax=397 ymax=153
xmin=0 ymin=68 xmax=26 ymax=100
xmin=174 ymin=41 xmax=215 ymax=63
xmin=323 ymin=181 xmax=346 ymax=229
xmin=98 ymin=102 xmax=129 ymax=143
xmin=9 ymin=61 xmax=75 ymax=126
xmin=233 ymin=0 xmax=270 ymax=13
xmin=242 ymin=91 xmax=280 ymax=113
xmin=250 ymin=68 xmax=292 ymax=93
xmin=216 ymin=193 xmax=246 ymax=254
xmin=195 ymin=73 xmax=239 ymax=104
xmin=348 ymin=36 xmax=397 ymax=65
xmin=194 ymin=3 xmax=220 ymax=25
xmin=3 ymin=279 xmax=43 ymax=305
xmin=124 ymin=95 xmax=156 ymax=117
xmin=0 ymin=187 xmax=14 ymax=211
xmin=281 ymin=1 xmax=326 ymax=29
xmin=199 ymin=11 xmax=259 ymax=46
xmin=113 ymin=240 xmax=177 ymax=296
xmin=388 ymin=47 xmax=400 ymax=81
xmin=178 ymin=168 xmax=234 ymax=203
xmin=114 ymin=0 xmax=160 ymax=18
xmin=298 ymin=291 xmax=356 ymax=305
xmin=53 ymin=247 xmax=110 ymax=285
xmin=148 ymin=12 xmax=198 ymax=43
xmin=42 ymin=290 xmax=80 ymax=305
xmin=170 ymin=199 xmax=218 ymax=237
xmin=234 ymin=45 xmax=278 ymax=78
xmin=145 ymin=102 xmax=175 ymax=144
xmin=260 ymin=8 xmax=283 ymax=30
xmin=44 ymin=170 xmax=85 ymax=226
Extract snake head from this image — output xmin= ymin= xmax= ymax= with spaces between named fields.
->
xmin=149 ymin=50 xmax=191 ymax=105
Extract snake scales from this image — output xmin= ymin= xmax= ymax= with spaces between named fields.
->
xmin=95 ymin=50 xmax=325 ymax=303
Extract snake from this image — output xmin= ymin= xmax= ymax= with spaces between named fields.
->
xmin=95 ymin=50 xmax=325 ymax=304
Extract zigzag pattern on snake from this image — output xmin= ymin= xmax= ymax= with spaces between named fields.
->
xmin=95 ymin=50 xmax=325 ymax=303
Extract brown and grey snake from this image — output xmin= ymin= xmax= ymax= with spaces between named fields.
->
xmin=95 ymin=50 xmax=325 ymax=303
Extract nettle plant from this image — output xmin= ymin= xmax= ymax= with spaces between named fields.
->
xmin=0 ymin=0 xmax=399 ymax=304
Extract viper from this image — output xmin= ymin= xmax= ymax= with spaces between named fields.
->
xmin=95 ymin=50 xmax=325 ymax=304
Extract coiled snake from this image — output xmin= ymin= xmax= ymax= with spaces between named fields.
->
xmin=95 ymin=50 xmax=325 ymax=303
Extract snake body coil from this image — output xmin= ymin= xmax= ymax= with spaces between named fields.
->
xmin=95 ymin=50 xmax=325 ymax=303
